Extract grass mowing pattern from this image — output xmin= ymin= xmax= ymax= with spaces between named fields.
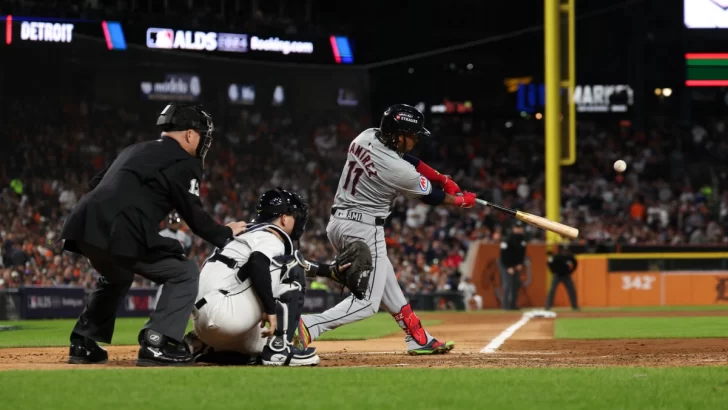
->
xmin=2 ymin=367 xmax=728 ymax=410
xmin=555 ymin=316 xmax=728 ymax=339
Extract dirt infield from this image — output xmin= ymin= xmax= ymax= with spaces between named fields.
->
xmin=2 ymin=311 xmax=727 ymax=370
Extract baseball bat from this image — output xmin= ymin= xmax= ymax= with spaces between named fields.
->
xmin=475 ymin=198 xmax=579 ymax=239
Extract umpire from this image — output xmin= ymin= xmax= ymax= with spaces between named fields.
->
xmin=499 ymin=221 xmax=527 ymax=310
xmin=544 ymin=244 xmax=579 ymax=311
xmin=60 ymin=103 xmax=247 ymax=367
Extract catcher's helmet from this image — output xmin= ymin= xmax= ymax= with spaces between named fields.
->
xmin=253 ymin=187 xmax=308 ymax=240
xmin=156 ymin=103 xmax=214 ymax=168
xmin=377 ymin=104 xmax=428 ymax=153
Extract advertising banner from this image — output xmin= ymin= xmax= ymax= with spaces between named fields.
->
xmin=227 ymin=84 xmax=256 ymax=105
xmin=685 ymin=0 xmax=728 ymax=28
xmin=2 ymin=16 xmax=353 ymax=64
xmin=515 ymin=83 xmax=634 ymax=114
xmin=1 ymin=15 xmax=127 ymax=50
xmin=0 ymin=289 xmax=21 ymax=321
xmin=140 ymin=73 xmax=202 ymax=102
xmin=130 ymin=24 xmax=353 ymax=64
xmin=116 ymin=288 xmax=158 ymax=318
xmin=21 ymin=286 xmax=86 ymax=319
xmin=302 ymin=290 xmax=333 ymax=313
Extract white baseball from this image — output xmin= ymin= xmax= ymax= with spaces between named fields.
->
xmin=614 ymin=160 xmax=627 ymax=172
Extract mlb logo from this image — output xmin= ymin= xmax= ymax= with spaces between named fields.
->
xmin=146 ymin=28 xmax=174 ymax=49
xmin=419 ymin=176 xmax=429 ymax=192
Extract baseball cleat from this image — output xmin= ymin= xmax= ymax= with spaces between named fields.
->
xmin=68 ymin=334 xmax=108 ymax=364
xmin=406 ymin=338 xmax=455 ymax=356
xmin=293 ymin=320 xmax=311 ymax=350
xmin=183 ymin=331 xmax=207 ymax=356
xmin=136 ymin=329 xmax=194 ymax=367
xmin=262 ymin=337 xmax=320 ymax=367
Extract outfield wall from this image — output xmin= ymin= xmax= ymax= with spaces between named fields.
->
xmin=468 ymin=242 xmax=728 ymax=308
xmin=0 ymin=287 xmax=467 ymax=320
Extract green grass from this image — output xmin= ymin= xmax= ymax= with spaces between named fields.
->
xmin=2 ymin=367 xmax=728 ymax=410
xmin=0 ymin=313 xmax=439 ymax=348
xmin=555 ymin=316 xmax=728 ymax=339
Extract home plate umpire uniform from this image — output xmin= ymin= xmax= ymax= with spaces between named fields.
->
xmin=60 ymin=104 xmax=246 ymax=367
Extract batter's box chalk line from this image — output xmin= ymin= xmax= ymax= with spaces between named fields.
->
xmin=480 ymin=310 xmax=556 ymax=354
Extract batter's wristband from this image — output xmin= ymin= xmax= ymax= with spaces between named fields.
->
xmin=305 ymin=261 xmax=336 ymax=279
xmin=415 ymin=161 xmax=446 ymax=184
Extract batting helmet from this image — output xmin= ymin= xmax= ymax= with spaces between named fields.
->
xmin=253 ymin=188 xmax=309 ymax=240
xmin=377 ymin=104 xmax=428 ymax=153
xmin=156 ymin=103 xmax=214 ymax=168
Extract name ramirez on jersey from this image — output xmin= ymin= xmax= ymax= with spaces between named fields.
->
xmin=348 ymin=142 xmax=378 ymax=177
xmin=333 ymin=128 xmax=432 ymax=219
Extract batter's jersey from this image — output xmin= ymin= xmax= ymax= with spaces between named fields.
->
xmin=197 ymin=223 xmax=294 ymax=297
xmin=332 ymin=128 xmax=432 ymax=218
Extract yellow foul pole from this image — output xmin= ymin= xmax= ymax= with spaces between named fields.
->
xmin=544 ymin=0 xmax=561 ymax=249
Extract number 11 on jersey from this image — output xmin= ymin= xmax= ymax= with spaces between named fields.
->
xmin=343 ymin=160 xmax=365 ymax=195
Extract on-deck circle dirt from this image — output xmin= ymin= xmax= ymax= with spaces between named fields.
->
xmin=1 ymin=311 xmax=727 ymax=370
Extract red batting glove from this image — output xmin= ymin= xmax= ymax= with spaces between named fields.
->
xmin=454 ymin=191 xmax=476 ymax=208
xmin=441 ymin=175 xmax=461 ymax=195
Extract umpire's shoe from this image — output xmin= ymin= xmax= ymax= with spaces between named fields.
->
xmin=136 ymin=329 xmax=194 ymax=367
xmin=262 ymin=337 xmax=320 ymax=367
xmin=68 ymin=332 xmax=108 ymax=364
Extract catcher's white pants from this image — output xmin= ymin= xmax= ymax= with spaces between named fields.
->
xmin=301 ymin=217 xmax=408 ymax=342
xmin=191 ymin=264 xmax=298 ymax=354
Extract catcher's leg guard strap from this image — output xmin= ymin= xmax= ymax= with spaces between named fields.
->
xmin=276 ymin=289 xmax=304 ymax=344
xmin=392 ymin=304 xmax=427 ymax=345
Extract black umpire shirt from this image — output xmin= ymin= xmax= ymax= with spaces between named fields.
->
xmin=547 ymin=253 xmax=578 ymax=276
xmin=60 ymin=137 xmax=232 ymax=262
xmin=500 ymin=234 xmax=527 ymax=268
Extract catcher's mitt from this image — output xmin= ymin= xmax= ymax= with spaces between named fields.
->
xmin=332 ymin=241 xmax=372 ymax=299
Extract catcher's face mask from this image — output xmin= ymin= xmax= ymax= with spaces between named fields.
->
xmin=288 ymin=192 xmax=308 ymax=241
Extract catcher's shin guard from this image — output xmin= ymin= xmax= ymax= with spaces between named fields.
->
xmin=262 ymin=296 xmax=319 ymax=366
xmin=277 ymin=289 xmax=305 ymax=344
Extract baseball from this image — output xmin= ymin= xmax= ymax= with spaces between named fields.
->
xmin=614 ymin=160 xmax=627 ymax=173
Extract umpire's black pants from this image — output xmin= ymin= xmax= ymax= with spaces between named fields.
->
xmin=545 ymin=274 xmax=579 ymax=310
xmin=72 ymin=242 xmax=198 ymax=344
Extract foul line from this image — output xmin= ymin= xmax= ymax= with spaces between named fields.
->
xmin=480 ymin=313 xmax=532 ymax=354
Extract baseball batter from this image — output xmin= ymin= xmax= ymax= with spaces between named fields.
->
xmin=298 ymin=104 xmax=476 ymax=355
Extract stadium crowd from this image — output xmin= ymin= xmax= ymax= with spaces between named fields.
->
xmin=1 ymin=98 xmax=726 ymax=298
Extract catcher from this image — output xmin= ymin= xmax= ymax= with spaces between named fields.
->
xmin=184 ymin=187 xmax=371 ymax=366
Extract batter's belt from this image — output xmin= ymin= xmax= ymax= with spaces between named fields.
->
xmin=331 ymin=208 xmax=385 ymax=226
